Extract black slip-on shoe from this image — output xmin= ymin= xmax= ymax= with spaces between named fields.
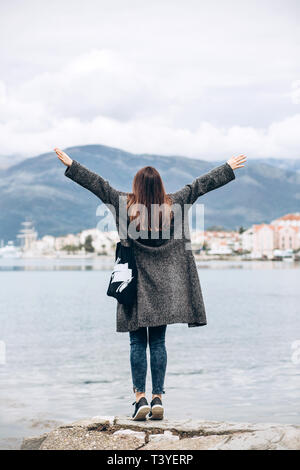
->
xmin=132 ymin=397 xmax=151 ymax=421
xmin=148 ymin=397 xmax=164 ymax=420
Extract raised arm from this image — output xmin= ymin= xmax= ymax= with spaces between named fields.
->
xmin=54 ymin=148 xmax=123 ymax=208
xmin=170 ymin=155 xmax=246 ymax=206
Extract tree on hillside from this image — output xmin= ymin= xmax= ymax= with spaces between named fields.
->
xmin=207 ymin=225 xmax=226 ymax=232
xmin=84 ymin=235 xmax=94 ymax=253
xmin=62 ymin=244 xmax=80 ymax=253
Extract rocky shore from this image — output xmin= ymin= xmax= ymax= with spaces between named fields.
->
xmin=21 ymin=416 xmax=300 ymax=450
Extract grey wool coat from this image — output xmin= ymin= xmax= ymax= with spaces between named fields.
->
xmin=65 ymin=160 xmax=236 ymax=332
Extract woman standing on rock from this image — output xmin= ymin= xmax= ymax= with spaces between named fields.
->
xmin=54 ymin=147 xmax=246 ymax=421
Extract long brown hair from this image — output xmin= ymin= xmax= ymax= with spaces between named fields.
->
xmin=127 ymin=166 xmax=173 ymax=231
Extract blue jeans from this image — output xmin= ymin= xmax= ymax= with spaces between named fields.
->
xmin=129 ymin=325 xmax=167 ymax=395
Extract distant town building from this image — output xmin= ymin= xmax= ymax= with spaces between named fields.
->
xmin=0 ymin=241 xmax=21 ymax=258
xmin=55 ymin=233 xmax=81 ymax=250
xmin=17 ymin=221 xmax=38 ymax=252
xmin=241 ymin=213 xmax=300 ymax=259
xmin=271 ymin=213 xmax=300 ymax=227
xmin=5 ymin=220 xmax=120 ymax=258
xmin=241 ymin=227 xmax=254 ymax=253
xmin=191 ymin=230 xmax=241 ymax=255
xmin=252 ymin=224 xmax=275 ymax=259
xmin=2 ymin=213 xmax=299 ymax=260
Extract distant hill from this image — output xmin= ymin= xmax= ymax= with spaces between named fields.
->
xmin=0 ymin=144 xmax=300 ymax=242
xmin=252 ymin=158 xmax=300 ymax=173
xmin=0 ymin=154 xmax=24 ymax=170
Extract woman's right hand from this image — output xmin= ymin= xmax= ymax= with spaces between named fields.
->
xmin=227 ymin=154 xmax=247 ymax=170
xmin=54 ymin=148 xmax=73 ymax=167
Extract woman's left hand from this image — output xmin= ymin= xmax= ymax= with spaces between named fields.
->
xmin=227 ymin=155 xmax=247 ymax=170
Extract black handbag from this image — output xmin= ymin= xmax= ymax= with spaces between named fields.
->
xmin=106 ymin=239 xmax=137 ymax=305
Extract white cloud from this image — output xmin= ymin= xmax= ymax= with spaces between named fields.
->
xmin=291 ymin=80 xmax=300 ymax=104
xmin=15 ymin=49 xmax=167 ymax=122
xmin=1 ymin=100 xmax=300 ymax=160
xmin=0 ymin=0 xmax=299 ymax=160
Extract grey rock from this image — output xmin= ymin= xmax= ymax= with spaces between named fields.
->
xmin=114 ymin=416 xmax=264 ymax=435
xmin=20 ymin=416 xmax=300 ymax=450
xmin=20 ymin=433 xmax=49 ymax=450
xmin=148 ymin=431 xmax=180 ymax=443
xmin=40 ymin=428 xmax=142 ymax=451
xmin=211 ymin=426 xmax=300 ymax=451
xmin=113 ymin=429 xmax=146 ymax=445
xmin=143 ymin=435 xmax=227 ymax=450
xmin=61 ymin=415 xmax=115 ymax=430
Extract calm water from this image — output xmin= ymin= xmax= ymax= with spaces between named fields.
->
xmin=0 ymin=259 xmax=299 ymax=449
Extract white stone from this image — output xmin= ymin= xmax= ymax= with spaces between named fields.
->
xmin=149 ymin=431 xmax=179 ymax=443
xmin=91 ymin=415 xmax=115 ymax=426
xmin=113 ymin=429 xmax=146 ymax=445
xmin=211 ymin=429 xmax=285 ymax=451
xmin=66 ymin=416 xmax=115 ymax=429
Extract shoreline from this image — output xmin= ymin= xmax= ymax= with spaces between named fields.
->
xmin=0 ymin=256 xmax=299 ymax=272
xmin=1 ymin=254 xmax=299 ymax=262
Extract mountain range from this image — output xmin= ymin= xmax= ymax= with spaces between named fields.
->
xmin=0 ymin=144 xmax=299 ymax=242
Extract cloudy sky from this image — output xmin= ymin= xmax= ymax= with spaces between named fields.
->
xmin=0 ymin=0 xmax=299 ymax=161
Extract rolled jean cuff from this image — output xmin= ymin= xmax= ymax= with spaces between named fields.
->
xmin=133 ymin=386 xmax=145 ymax=394
xmin=152 ymin=389 xmax=165 ymax=395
